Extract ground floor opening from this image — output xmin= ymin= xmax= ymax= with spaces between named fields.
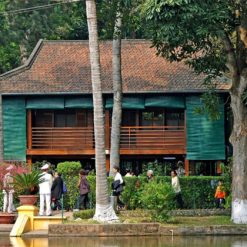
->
xmin=30 ymin=155 xmax=225 ymax=176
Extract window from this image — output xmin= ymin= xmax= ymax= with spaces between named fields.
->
xmin=122 ymin=111 xmax=137 ymax=126
xmin=54 ymin=112 xmax=76 ymax=127
xmin=33 ymin=111 xmax=53 ymax=127
xmin=165 ymin=111 xmax=184 ymax=126
xmin=141 ymin=111 xmax=164 ymax=126
xmin=33 ymin=110 xmax=93 ymax=127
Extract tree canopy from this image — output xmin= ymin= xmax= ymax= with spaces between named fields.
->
xmin=142 ymin=0 xmax=241 ymax=77
xmin=0 ymin=0 xmax=148 ymax=73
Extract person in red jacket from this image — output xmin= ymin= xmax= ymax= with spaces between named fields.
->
xmin=215 ymin=180 xmax=226 ymax=208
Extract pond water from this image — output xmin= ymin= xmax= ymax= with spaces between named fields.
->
xmin=1 ymin=236 xmax=247 ymax=247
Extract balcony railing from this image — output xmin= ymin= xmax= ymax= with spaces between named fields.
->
xmin=120 ymin=126 xmax=185 ymax=150
xmin=31 ymin=126 xmax=185 ymax=151
xmin=31 ymin=127 xmax=94 ymax=149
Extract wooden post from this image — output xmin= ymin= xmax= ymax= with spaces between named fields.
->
xmin=106 ymin=155 xmax=110 ymax=173
xmin=185 ymin=159 xmax=189 ymax=176
xmin=27 ymin=156 xmax=32 ymax=171
xmin=105 ymin=110 xmax=110 ymax=150
xmin=27 ymin=110 xmax=32 ymax=149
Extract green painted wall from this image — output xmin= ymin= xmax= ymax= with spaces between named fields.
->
xmin=3 ymin=97 xmax=26 ymax=161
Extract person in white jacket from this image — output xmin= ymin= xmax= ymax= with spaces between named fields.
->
xmin=3 ymin=165 xmax=15 ymax=213
xmin=171 ymin=170 xmax=184 ymax=209
xmin=39 ymin=164 xmax=53 ymax=216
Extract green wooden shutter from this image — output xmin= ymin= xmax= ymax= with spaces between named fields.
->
xmin=3 ymin=97 xmax=26 ymax=161
xmin=186 ymin=96 xmax=225 ymax=160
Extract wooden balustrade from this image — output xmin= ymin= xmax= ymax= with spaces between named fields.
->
xmin=32 ymin=127 xmax=94 ymax=149
xmin=30 ymin=126 xmax=185 ymax=153
xmin=120 ymin=126 xmax=185 ymax=150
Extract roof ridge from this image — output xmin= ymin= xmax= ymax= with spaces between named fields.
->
xmin=0 ymin=39 xmax=44 ymax=79
xmin=42 ymin=39 xmax=152 ymax=44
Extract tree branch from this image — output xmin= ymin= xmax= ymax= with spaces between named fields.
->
xmin=222 ymin=33 xmax=238 ymax=77
xmin=222 ymin=33 xmax=240 ymax=91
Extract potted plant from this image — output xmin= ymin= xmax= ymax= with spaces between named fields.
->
xmin=12 ymin=171 xmax=44 ymax=205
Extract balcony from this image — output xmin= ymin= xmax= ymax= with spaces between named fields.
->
xmin=27 ymin=126 xmax=186 ymax=155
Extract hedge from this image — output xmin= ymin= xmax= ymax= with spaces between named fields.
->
xmin=59 ymin=173 xmax=229 ymax=210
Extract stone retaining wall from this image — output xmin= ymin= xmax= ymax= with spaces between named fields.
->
xmin=49 ymin=223 xmax=160 ymax=236
xmin=49 ymin=223 xmax=247 ymax=237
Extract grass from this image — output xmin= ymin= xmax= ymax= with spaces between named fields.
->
xmin=165 ymin=216 xmax=233 ymax=226
xmin=67 ymin=209 xmax=244 ymax=227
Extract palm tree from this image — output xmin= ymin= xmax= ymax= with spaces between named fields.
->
xmin=85 ymin=0 xmax=118 ymax=222
xmin=110 ymin=5 xmax=123 ymax=175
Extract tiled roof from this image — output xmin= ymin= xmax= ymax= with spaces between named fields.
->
xmin=0 ymin=40 xmax=230 ymax=94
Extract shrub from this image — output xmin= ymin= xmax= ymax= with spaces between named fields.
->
xmin=57 ymin=161 xmax=82 ymax=175
xmin=57 ymin=161 xmax=82 ymax=210
xmin=140 ymin=180 xmax=174 ymax=210
xmin=73 ymin=209 xmax=95 ymax=219
xmin=139 ymin=179 xmax=175 ymax=222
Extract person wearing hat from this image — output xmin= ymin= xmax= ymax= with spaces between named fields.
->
xmin=147 ymin=170 xmax=154 ymax=182
xmin=3 ymin=165 xmax=15 ymax=213
xmin=39 ymin=164 xmax=53 ymax=216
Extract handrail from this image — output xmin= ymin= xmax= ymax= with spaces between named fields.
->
xmin=31 ymin=126 xmax=185 ymax=151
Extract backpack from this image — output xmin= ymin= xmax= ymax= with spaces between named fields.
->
xmin=62 ymin=181 xmax=67 ymax=193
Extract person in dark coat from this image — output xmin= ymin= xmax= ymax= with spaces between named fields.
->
xmin=74 ymin=169 xmax=90 ymax=211
xmin=51 ymin=172 xmax=63 ymax=210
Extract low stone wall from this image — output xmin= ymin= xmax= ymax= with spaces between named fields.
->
xmin=160 ymin=225 xmax=247 ymax=235
xmin=49 ymin=223 xmax=247 ymax=237
xmin=49 ymin=223 xmax=160 ymax=236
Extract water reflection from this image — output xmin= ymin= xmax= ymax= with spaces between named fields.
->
xmin=1 ymin=236 xmax=247 ymax=247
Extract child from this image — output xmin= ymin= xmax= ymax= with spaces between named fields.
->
xmin=214 ymin=180 xmax=226 ymax=208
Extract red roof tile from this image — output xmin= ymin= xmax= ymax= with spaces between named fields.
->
xmin=0 ymin=40 xmax=230 ymax=94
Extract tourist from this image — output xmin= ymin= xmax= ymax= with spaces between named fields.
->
xmin=51 ymin=172 xmax=64 ymax=210
xmin=112 ymin=166 xmax=125 ymax=210
xmin=74 ymin=169 xmax=90 ymax=211
xmin=176 ymin=161 xmax=185 ymax=176
xmin=39 ymin=164 xmax=53 ymax=216
xmin=147 ymin=170 xmax=154 ymax=182
xmin=3 ymin=165 xmax=15 ymax=213
xmin=215 ymin=180 xmax=226 ymax=208
xmin=171 ymin=170 xmax=184 ymax=209
xmin=125 ymin=169 xmax=133 ymax=177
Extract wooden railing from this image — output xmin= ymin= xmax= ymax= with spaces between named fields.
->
xmin=31 ymin=126 xmax=185 ymax=151
xmin=31 ymin=127 xmax=94 ymax=149
xmin=120 ymin=126 xmax=185 ymax=150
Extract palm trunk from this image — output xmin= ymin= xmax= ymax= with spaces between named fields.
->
xmin=109 ymin=8 xmax=123 ymax=176
xmin=0 ymin=94 xmax=3 ymax=161
xmin=85 ymin=0 xmax=118 ymax=222
xmin=230 ymin=74 xmax=247 ymax=223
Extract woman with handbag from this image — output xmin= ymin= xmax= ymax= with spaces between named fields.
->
xmin=112 ymin=166 xmax=125 ymax=210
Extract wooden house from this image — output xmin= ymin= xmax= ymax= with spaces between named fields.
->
xmin=0 ymin=40 xmax=230 ymax=175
